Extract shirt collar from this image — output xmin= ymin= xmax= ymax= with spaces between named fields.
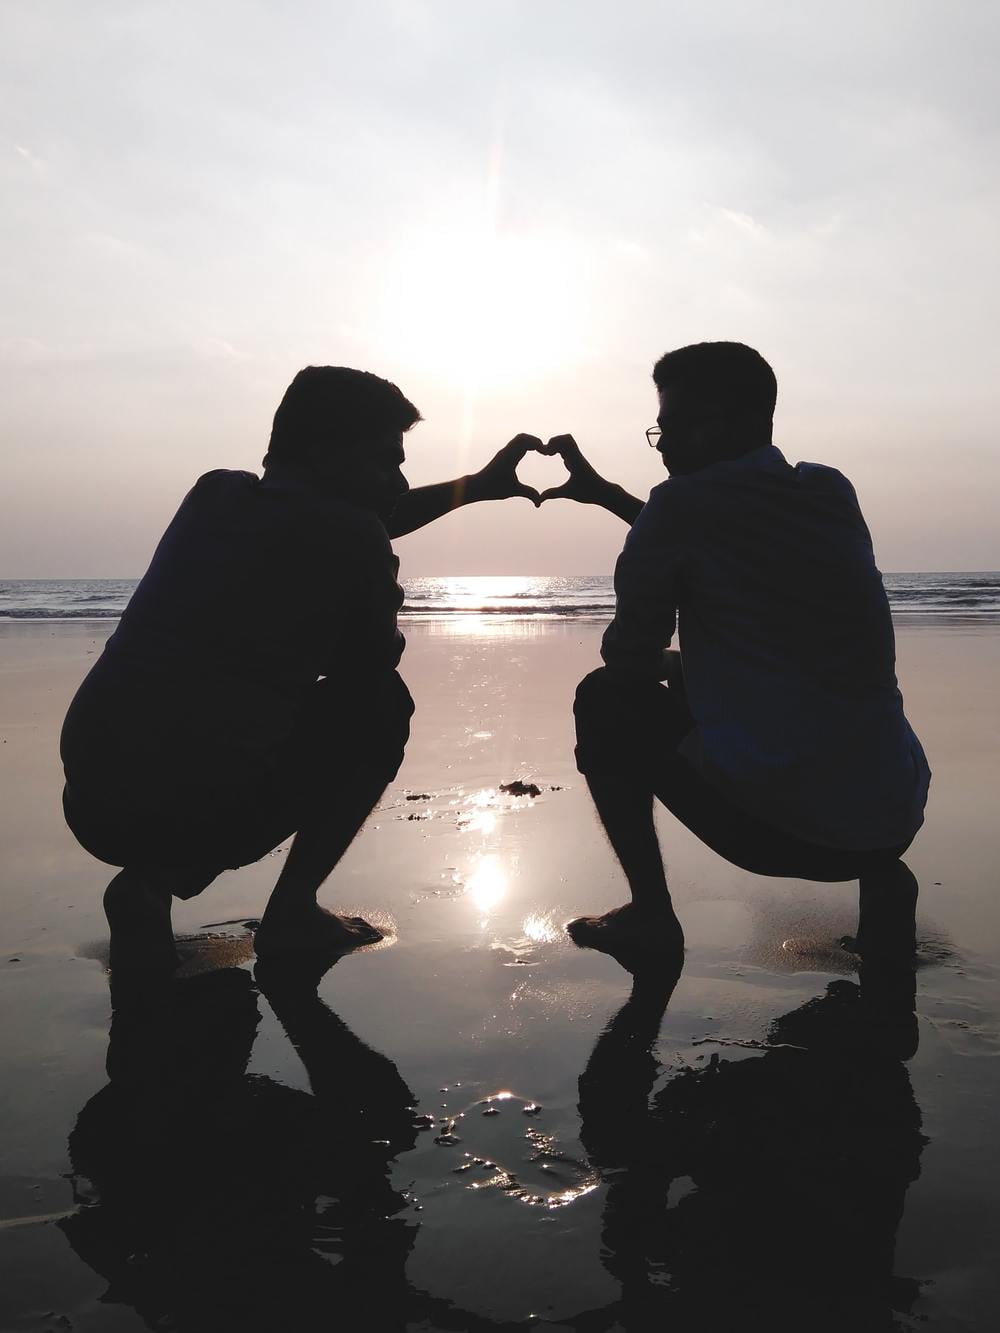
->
xmin=260 ymin=461 xmax=356 ymax=505
xmin=259 ymin=461 xmax=314 ymax=493
xmin=690 ymin=443 xmax=789 ymax=480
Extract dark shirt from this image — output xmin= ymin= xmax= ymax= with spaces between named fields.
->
xmin=602 ymin=446 xmax=930 ymax=849
xmin=90 ymin=466 xmax=405 ymax=753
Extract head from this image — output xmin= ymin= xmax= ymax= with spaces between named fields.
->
xmin=651 ymin=342 xmax=776 ymax=475
xmin=264 ymin=366 xmax=421 ymax=519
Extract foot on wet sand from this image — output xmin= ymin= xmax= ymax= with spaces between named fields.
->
xmin=104 ymin=869 xmax=179 ymax=975
xmin=254 ymin=904 xmax=384 ymax=958
xmin=567 ymin=903 xmax=684 ymax=961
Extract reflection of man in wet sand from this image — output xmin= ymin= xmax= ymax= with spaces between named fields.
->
xmin=576 ymin=943 xmax=925 ymax=1330
xmin=540 ymin=342 xmax=930 ymax=958
xmin=61 ymin=366 xmax=542 ymax=970
xmin=62 ymin=963 xmax=524 ymax=1332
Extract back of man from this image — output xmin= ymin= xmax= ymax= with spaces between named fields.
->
xmin=63 ymin=467 xmax=404 ymax=780
xmin=607 ymin=445 xmax=929 ymax=850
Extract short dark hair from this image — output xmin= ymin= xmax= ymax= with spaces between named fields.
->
xmin=265 ymin=366 xmax=422 ymax=465
xmin=652 ymin=342 xmax=777 ymax=420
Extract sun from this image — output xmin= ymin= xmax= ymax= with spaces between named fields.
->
xmin=377 ymin=224 xmax=588 ymax=392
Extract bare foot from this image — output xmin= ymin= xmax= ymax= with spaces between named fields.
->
xmin=104 ymin=869 xmax=179 ymax=975
xmin=567 ymin=902 xmax=684 ymax=962
xmin=254 ymin=904 xmax=384 ymax=958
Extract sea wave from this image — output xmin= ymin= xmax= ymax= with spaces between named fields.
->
xmin=0 ymin=607 xmax=125 ymax=618
xmin=401 ymin=602 xmax=614 ymax=617
xmin=1 ymin=574 xmax=999 ymax=623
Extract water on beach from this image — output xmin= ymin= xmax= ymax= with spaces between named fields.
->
xmin=3 ymin=570 xmax=1000 ymax=623
xmin=0 ymin=604 xmax=998 ymax=1329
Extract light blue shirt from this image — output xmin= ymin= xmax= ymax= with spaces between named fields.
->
xmin=601 ymin=445 xmax=930 ymax=850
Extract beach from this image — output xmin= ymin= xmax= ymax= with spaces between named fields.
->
xmin=1 ymin=615 xmax=999 ymax=1330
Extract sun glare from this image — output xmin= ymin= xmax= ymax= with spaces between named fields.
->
xmin=379 ymin=227 xmax=587 ymax=393
xmin=466 ymin=854 xmax=508 ymax=914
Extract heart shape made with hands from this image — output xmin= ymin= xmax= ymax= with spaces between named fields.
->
xmin=513 ymin=442 xmax=573 ymax=500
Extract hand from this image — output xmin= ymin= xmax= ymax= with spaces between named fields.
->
xmin=537 ymin=434 xmax=614 ymax=506
xmin=467 ymin=434 xmax=543 ymax=506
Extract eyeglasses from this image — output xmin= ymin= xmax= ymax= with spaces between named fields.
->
xmin=645 ymin=426 xmax=662 ymax=448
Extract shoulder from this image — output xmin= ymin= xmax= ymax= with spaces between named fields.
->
xmin=618 ymin=480 xmax=696 ymax=560
xmin=790 ymin=461 xmax=864 ymax=513
xmin=792 ymin=460 xmax=857 ymax=494
xmin=183 ymin=468 xmax=258 ymax=503
xmin=634 ymin=476 xmax=701 ymax=529
xmin=191 ymin=468 xmax=259 ymax=490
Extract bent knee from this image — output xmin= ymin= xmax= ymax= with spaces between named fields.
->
xmin=573 ymin=667 xmax=617 ymax=715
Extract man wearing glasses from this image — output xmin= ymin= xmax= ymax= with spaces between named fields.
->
xmin=538 ymin=341 xmax=930 ymax=960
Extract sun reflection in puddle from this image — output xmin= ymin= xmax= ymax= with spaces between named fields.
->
xmin=467 ymin=788 xmax=498 ymax=807
xmin=466 ymin=855 xmax=508 ymax=914
xmin=463 ymin=808 xmax=498 ymax=835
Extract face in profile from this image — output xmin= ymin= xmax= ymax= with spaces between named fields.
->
xmin=314 ymin=433 xmax=410 ymax=521
xmin=654 ymin=386 xmax=706 ymax=476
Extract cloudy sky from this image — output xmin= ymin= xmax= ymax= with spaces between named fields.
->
xmin=3 ymin=0 xmax=998 ymax=576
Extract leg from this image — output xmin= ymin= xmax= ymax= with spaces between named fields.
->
xmin=104 ymin=868 xmax=177 ymax=975
xmin=103 ymin=862 xmax=221 ymax=975
xmin=254 ymin=771 xmax=391 ymax=956
xmin=567 ymin=667 xmax=911 ymax=966
xmin=254 ymin=671 xmax=413 ymax=958
xmin=852 ymin=859 xmax=918 ymax=959
xmin=567 ymin=670 xmax=688 ymax=958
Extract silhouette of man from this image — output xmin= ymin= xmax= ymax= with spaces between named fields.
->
xmin=61 ymin=366 xmax=541 ymax=970
xmin=539 ymin=342 xmax=930 ymax=958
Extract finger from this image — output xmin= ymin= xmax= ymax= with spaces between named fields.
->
xmin=538 ymin=485 xmax=572 ymax=503
xmin=504 ymin=433 xmax=544 ymax=460
xmin=514 ymin=485 xmax=541 ymax=506
xmin=545 ymin=434 xmax=582 ymax=462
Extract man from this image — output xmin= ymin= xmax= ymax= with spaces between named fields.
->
xmin=538 ymin=341 xmax=930 ymax=960
xmin=61 ymin=365 xmax=541 ymax=970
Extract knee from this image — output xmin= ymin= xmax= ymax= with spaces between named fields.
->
xmin=384 ymin=672 xmax=414 ymax=746
xmin=389 ymin=670 xmax=415 ymax=720
xmin=368 ymin=672 xmax=413 ymax=776
xmin=573 ymin=668 xmax=632 ymax=775
xmin=574 ymin=667 xmax=616 ymax=721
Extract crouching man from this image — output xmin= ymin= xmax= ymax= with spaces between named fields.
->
xmin=539 ymin=342 xmax=930 ymax=962
xmin=61 ymin=366 xmax=541 ymax=970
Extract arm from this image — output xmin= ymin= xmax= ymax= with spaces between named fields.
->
xmin=601 ymin=488 xmax=683 ymax=680
xmin=386 ymin=434 xmax=542 ymax=538
xmin=538 ymin=435 xmax=644 ymax=525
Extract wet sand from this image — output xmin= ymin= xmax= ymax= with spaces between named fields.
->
xmin=1 ymin=618 xmax=999 ymax=1330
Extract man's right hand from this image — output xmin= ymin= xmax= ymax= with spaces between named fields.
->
xmin=538 ymin=435 xmax=644 ymax=525
xmin=537 ymin=435 xmax=614 ymax=507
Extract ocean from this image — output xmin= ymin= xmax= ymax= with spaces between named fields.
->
xmin=1 ymin=572 xmax=999 ymax=623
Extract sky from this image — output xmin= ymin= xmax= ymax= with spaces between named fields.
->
xmin=2 ymin=0 xmax=998 ymax=577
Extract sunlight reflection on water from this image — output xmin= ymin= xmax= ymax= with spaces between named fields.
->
xmin=466 ymin=855 xmax=508 ymax=914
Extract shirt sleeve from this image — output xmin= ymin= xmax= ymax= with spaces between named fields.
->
xmin=600 ymin=483 xmax=684 ymax=680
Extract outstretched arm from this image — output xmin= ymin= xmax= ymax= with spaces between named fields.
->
xmin=386 ymin=434 xmax=542 ymax=538
xmin=538 ymin=434 xmax=644 ymax=525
